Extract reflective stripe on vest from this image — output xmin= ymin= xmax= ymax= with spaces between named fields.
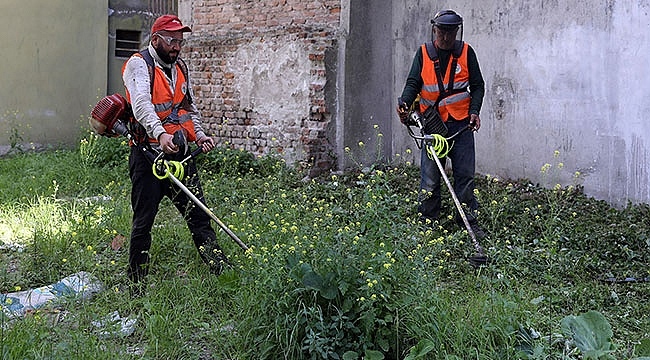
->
xmin=123 ymin=53 xmax=197 ymax=142
xmin=150 ymin=64 xmax=196 ymax=142
xmin=161 ymin=106 xmax=193 ymax=125
xmin=419 ymin=42 xmax=471 ymax=122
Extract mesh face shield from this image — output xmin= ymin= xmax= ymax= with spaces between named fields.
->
xmin=431 ymin=9 xmax=464 ymax=43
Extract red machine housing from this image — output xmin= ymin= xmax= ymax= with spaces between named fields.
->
xmin=89 ymin=93 xmax=129 ymax=137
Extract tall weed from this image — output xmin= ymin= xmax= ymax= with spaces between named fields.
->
xmin=0 ymin=144 xmax=648 ymax=359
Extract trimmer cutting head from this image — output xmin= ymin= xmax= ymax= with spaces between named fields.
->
xmin=468 ymin=253 xmax=489 ymax=268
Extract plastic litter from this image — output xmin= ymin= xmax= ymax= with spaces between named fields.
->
xmin=91 ymin=310 xmax=138 ymax=338
xmin=1 ymin=271 xmax=103 ymax=319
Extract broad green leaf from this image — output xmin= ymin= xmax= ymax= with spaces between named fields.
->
xmin=285 ymin=253 xmax=300 ymax=269
xmin=342 ymin=351 xmax=359 ymax=360
xmin=300 ymin=262 xmax=313 ymax=274
xmin=635 ymin=338 xmax=650 ymax=356
xmin=364 ymin=349 xmax=384 ymax=360
xmin=319 ymin=272 xmax=339 ymax=300
xmin=302 ymin=270 xmax=323 ymax=291
xmin=561 ymin=310 xmax=616 ymax=359
xmin=320 ymin=280 xmax=338 ymax=299
xmin=404 ymin=339 xmax=435 ymax=359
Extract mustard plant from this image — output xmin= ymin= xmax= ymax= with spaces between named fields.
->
xmin=1 ymin=142 xmax=649 ymax=359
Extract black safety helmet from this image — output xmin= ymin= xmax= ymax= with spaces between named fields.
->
xmin=431 ymin=9 xmax=463 ymax=42
xmin=431 ymin=9 xmax=463 ymax=28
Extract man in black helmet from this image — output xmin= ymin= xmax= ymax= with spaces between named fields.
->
xmin=396 ymin=9 xmax=486 ymax=237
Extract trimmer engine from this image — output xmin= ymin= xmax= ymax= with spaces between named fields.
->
xmin=89 ymin=93 xmax=131 ymax=137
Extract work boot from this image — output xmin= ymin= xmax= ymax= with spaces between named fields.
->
xmin=209 ymin=258 xmax=233 ymax=276
xmin=201 ymin=246 xmax=230 ymax=276
xmin=454 ymin=211 xmax=485 ymax=239
xmin=129 ymin=282 xmax=146 ymax=298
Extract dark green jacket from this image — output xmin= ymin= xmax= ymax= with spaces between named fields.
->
xmin=400 ymin=42 xmax=485 ymax=117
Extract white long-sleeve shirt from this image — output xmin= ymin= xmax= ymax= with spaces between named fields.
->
xmin=122 ymin=44 xmax=206 ymax=142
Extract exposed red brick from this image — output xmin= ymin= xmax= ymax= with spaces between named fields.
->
xmin=188 ymin=0 xmax=341 ymax=177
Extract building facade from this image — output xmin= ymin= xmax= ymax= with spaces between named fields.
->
xmin=183 ymin=0 xmax=342 ymax=177
xmin=2 ymin=1 xmax=649 ymax=205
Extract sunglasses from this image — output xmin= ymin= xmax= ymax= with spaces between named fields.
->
xmin=154 ymin=33 xmax=185 ymax=47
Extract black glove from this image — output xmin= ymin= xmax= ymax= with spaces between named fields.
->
xmin=397 ymin=98 xmax=411 ymax=125
xmin=172 ymin=130 xmax=189 ymax=156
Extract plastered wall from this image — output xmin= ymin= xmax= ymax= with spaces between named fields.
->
xmin=3 ymin=0 xmax=647 ymax=206
xmin=183 ymin=0 xmax=649 ymax=205
xmin=184 ymin=0 xmax=340 ymax=176
xmin=389 ymin=0 xmax=650 ymax=206
xmin=457 ymin=1 xmax=649 ymax=206
xmin=0 ymin=1 xmax=107 ymax=149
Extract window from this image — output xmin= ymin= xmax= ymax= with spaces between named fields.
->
xmin=115 ymin=30 xmax=141 ymax=58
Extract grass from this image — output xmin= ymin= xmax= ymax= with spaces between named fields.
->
xmin=0 ymin=131 xmax=649 ymax=359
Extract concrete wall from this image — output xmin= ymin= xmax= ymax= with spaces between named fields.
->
xmin=388 ymin=0 xmax=650 ymax=206
xmin=107 ymin=0 xmax=150 ymax=96
xmin=181 ymin=0 xmax=648 ymax=205
xmin=341 ymin=1 xmax=394 ymax=168
xmin=0 ymin=1 xmax=107 ymax=148
xmin=7 ymin=0 xmax=643 ymax=206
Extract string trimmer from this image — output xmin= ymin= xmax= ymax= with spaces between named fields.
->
xmin=150 ymin=144 xmax=249 ymax=251
xmin=403 ymin=106 xmax=488 ymax=267
xmin=90 ymin=93 xmax=249 ymax=251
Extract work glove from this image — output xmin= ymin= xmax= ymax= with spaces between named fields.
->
xmin=396 ymin=98 xmax=412 ymax=125
xmin=469 ymin=113 xmax=481 ymax=131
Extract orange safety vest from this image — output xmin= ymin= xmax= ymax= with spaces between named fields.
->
xmin=123 ymin=52 xmax=197 ymax=143
xmin=419 ymin=42 xmax=471 ymax=122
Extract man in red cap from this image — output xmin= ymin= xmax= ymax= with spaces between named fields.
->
xmin=121 ymin=14 xmax=226 ymax=289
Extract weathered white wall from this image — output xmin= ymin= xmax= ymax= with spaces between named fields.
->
xmin=5 ymin=0 xmax=644 ymax=206
xmin=226 ymin=41 xmax=313 ymax=164
xmin=388 ymin=0 xmax=650 ymax=206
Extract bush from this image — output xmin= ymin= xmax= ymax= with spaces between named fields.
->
xmin=196 ymin=145 xmax=290 ymax=179
xmin=79 ymin=131 xmax=129 ymax=170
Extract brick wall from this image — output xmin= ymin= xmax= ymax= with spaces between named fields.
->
xmin=186 ymin=0 xmax=341 ymax=176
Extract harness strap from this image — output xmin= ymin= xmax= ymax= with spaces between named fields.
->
xmin=139 ymin=49 xmax=156 ymax=93
xmin=424 ymin=41 xmax=464 ymax=108
xmin=139 ymin=48 xmax=191 ymax=103
xmin=131 ymin=49 xmax=192 ymax=143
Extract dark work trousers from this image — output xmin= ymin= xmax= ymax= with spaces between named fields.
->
xmin=128 ymin=146 xmax=224 ymax=283
xmin=418 ymin=118 xmax=479 ymax=226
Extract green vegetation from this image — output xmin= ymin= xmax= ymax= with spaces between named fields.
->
xmin=0 ymin=131 xmax=649 ymax=359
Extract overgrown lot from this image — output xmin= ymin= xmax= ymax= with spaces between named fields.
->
xmin=1 ymin=134 xmax=649 ymax=359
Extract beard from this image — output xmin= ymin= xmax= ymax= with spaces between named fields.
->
xmin=153 ymin=43 xmax=179 ymax=64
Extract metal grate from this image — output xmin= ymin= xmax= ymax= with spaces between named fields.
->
xmin=115 ymin=29 xmax=141 ymax=58
xmin=149 ymin=0 xmax=177 ymax=16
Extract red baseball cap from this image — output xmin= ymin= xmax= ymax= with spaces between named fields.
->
xmin=151 ymin=15 xmax=191 ymax=34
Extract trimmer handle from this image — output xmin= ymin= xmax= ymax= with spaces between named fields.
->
xmin=177 ymin=144 xmax=205 ymax=165
xmin=190 ymin=146 xmax=204 ymax=159
xmin=172 ymin=130 xmax=188 ymax=156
